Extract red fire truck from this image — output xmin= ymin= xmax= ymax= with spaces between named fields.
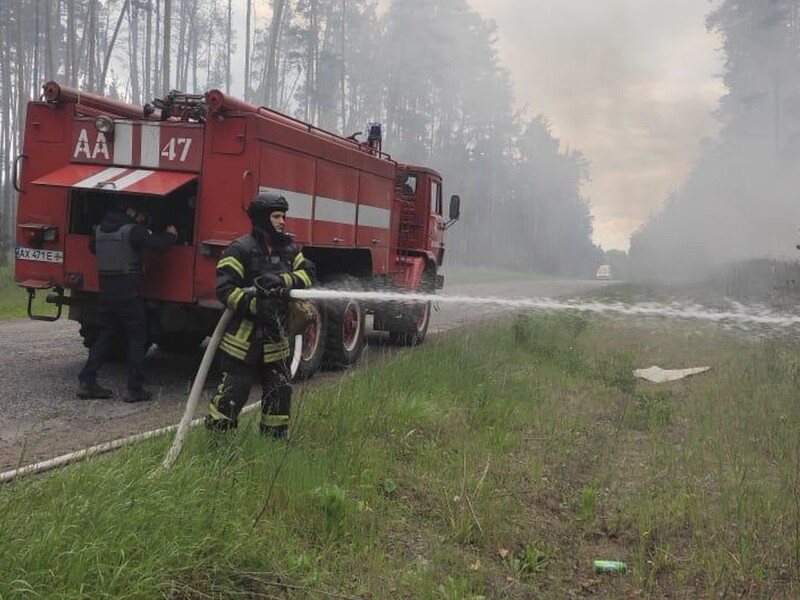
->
xmin=13 ymin=82 xmax=460 ymax=379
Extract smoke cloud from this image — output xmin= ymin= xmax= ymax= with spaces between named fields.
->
xmin=469 ymin=0 xmax=725 ymax=250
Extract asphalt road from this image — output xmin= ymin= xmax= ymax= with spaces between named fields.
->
xmin=0 ymin=279 xmax=607 ymax=473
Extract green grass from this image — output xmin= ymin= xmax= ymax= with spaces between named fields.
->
xmin=2 ymin=313 xmax=800 ymax=598
xmin=0 ymin=264 xmax=58 ymax=320
xmin=0 ymin=264 xmax=29 ymax=319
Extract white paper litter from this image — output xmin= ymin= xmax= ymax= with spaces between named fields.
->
xmin=633 ymin=365 xmax=710 ymax=383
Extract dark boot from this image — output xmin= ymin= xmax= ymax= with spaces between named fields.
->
xmin=204 ymin=414 xmax=237 ymax=431
xmin=259 ymin=424 xmax=288 ymax=440
xmin=123 ymin=388 xmax=153 ymax=403
xmin=76 ymin=381 xmax=113 ymax=399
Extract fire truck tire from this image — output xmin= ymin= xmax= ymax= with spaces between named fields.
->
xmin=293 ymin=300 xmax=327 ymax=380
xmin=388 ymin=269 xmax=434 ymax=346
xmin=324 ymin=297 xmax=366 ymax=368
xmin=155 ymin=333 xmax=207 ymax=355
xmin=388 ymin=300 xmax=431 ymax=346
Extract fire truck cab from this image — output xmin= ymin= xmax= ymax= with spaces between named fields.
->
xmin=14 ymin=82 xmax=460 ymax=379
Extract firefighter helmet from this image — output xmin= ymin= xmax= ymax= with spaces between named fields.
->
xmin=248 ymin=193 xmax=288 ymax=218
xmin=247 ymin=193 xmax=289 ymax=237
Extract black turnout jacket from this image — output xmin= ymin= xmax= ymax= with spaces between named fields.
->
xmin=215 ymin=231 xmax=315 ymax=364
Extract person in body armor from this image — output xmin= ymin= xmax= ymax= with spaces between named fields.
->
xmin=76 ymin=200 xmax=178 ymax=402
xmin=204 ymin=193 xmax=316 ymax=439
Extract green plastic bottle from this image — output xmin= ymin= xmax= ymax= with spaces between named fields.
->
xmin=594 ymin=560 xmax=627 ymax=574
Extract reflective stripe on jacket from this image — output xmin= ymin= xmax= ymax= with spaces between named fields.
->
xmin=215 ymin=232 xmax=315 ymax=364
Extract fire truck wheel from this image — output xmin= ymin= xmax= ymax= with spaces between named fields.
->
xmin=293 ymin=300 xmax=327 ymax=380
xmin=388 ymin=299 xmax=431 ymax=346
xmin=155 ymin=333 xmax=207 ymax=355
xmin=324 ymin=298 xmax=366 ymax=368
xmin=388 ymin=270 xmax=434 ymax=346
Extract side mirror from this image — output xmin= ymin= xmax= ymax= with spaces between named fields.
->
xmin=443 ymin=195 xmax=460 ymax=230
xmin=449 ymin=195 xmax=460 ymax=221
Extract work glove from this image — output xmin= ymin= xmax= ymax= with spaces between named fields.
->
xmin=256 ymin=273 xmax=283 ymax=296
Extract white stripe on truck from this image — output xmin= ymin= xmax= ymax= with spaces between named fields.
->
xmin=113 ymin=121 xmax=133 ymax=165
xmin=74 ymin=167 xmax=129 ymax=189
xmin=357 ymin=204 xmax=391 ymax=229
xmin=109 ymin=169 xmax=154 ymax=190
xmin=315 ymin=196 xmax=356 ymax=225
xmin=140 ymin=123 xmax=161 ymax=168
xmin=258 ymin=186 xmax=314 ymax=220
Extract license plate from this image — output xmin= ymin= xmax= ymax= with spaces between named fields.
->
xmin=15 ymin=246 xmax=64 ymax=264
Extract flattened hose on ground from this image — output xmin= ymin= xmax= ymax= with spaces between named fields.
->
xmin=161 ymin=307 xmax=235 ymax=469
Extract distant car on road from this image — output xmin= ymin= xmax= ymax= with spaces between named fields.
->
xmin=595 ymin=264 xmax=612 ymax=280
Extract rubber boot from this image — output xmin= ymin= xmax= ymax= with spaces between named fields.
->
xmin=259 ymin=424 xmax=288 ymax=440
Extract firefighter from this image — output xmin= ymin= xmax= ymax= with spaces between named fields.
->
xmin=204 ymin=192 xmax=316 ymax=439
xmin=77 ymin=199 xmax=178 ymax=402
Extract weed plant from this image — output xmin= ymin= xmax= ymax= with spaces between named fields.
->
xmin=0 ymin=264 xmax=29 ymax=319
xmin=1 ymin=313 xmax=799 ymax=598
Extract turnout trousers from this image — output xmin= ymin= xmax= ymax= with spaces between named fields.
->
xmin=206 ymin=329 xmax=292 ymax=438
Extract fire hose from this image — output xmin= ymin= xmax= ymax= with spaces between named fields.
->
xmin=159 ymin=306 xmax=234 ymax=470
xmin=161 ymin=283 xmax=299 ymax=469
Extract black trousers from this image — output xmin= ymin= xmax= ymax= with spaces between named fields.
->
xmin=207 ymin=352 xmax=292 ymax=435
xmin=79 ymin=293 xmax=148 ymax=391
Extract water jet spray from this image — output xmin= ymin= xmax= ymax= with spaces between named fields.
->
xmin=291 ymin=288 xmax=800 ymax=331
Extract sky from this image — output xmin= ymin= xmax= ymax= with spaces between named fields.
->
xmin=466 ymin=0 xmax=726 ymax=251
xmin=231 ymin=0 xmax=727 ymax=252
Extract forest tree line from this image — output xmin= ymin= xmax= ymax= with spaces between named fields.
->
xmin=1 ymin=0 xmax=602 ymax=276
xmin=630 ymin=0 xmax=800 ymax=281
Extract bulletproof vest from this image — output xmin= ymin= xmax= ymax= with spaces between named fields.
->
xmin=94 ymin=223 xmax=142 ymax=276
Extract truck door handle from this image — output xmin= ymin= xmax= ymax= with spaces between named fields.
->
xmin=332 ymin=237 xmax=343 ymax=244
xmin=371 ymin=237 xmax=380 ymax=245
xmin=13 ymin=154 xmax=26 ymax=192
